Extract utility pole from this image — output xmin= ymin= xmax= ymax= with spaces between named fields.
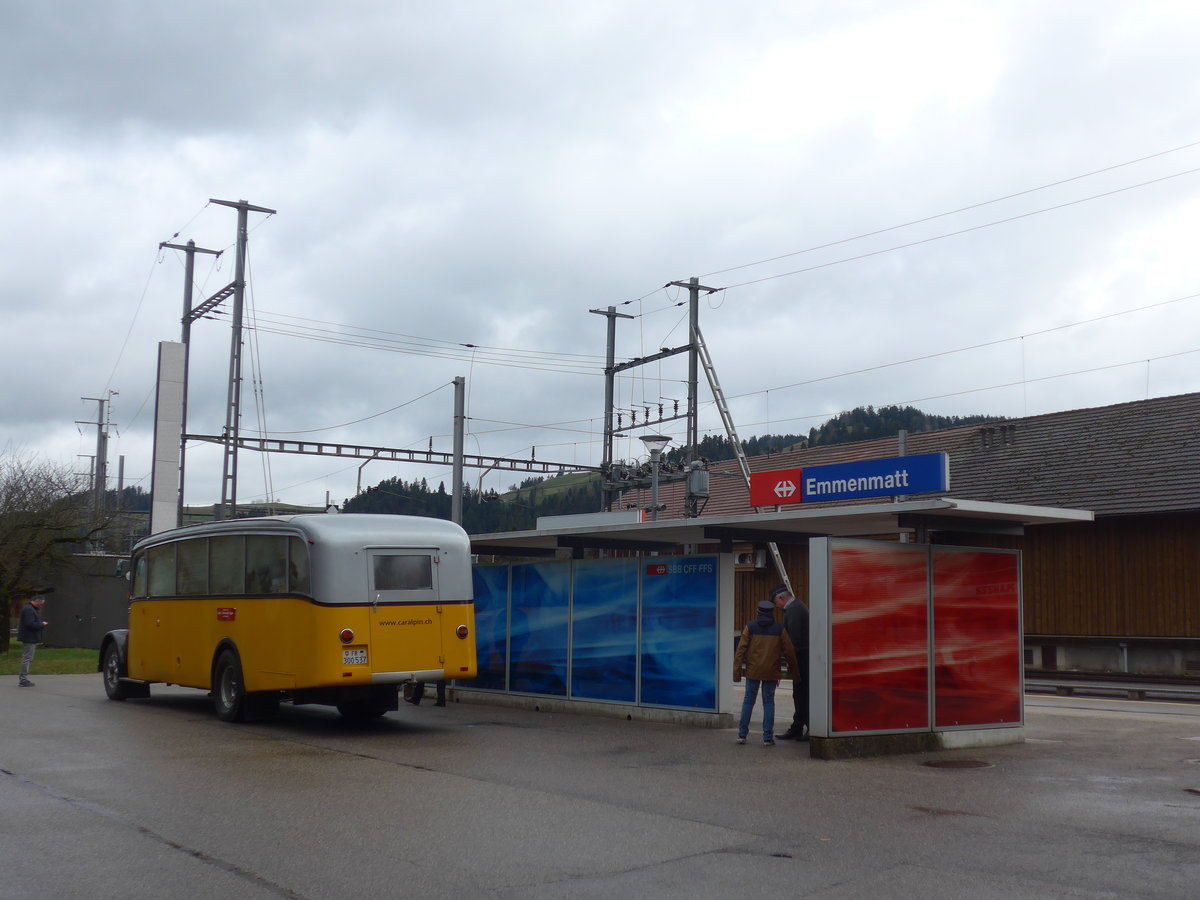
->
xmin=594 ymin=279 xmax=717 ymax=513
xmin=686 ymin=277 xmax=701 ymax=459
xmin=452 ymin=376 xmax=466 ymax=525
xmin=160 ymin=238 xmax=222 ymax=526
xmin=589 ymin=305 xmax=634 ymax=511
xmin=78 ymin=393 xmax=116 ymax=520
xmin=209 ymin=198 xmax=276 ymax=519
xmin=666 ymin=277 xmax=715 ymax=462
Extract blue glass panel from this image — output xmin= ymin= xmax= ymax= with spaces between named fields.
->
xmin=510 ymin=562 xmax=570 ymax=696
xmin=571 ymin=559 xmax=638 ymax=703
xmin=640 ymin=557 xmax=719 ymax=710
xmin=471 ymin=565 xmax=510 ymax=691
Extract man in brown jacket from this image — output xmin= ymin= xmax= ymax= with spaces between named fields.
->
xmin=733 ymin=599 xmax=799 ymax=745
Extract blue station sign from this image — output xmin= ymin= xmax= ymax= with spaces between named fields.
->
xmin=749 ymin=452 xmax=949 ymax=506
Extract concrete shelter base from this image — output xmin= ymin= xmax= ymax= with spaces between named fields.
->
xmin=810 ymin=726 xmax=1025 ymax=759
xmin=453 ymin=688 xmax=735 ymax=728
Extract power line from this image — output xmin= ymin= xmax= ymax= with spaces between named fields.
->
xmin=718 ymin=165 xmax=1200 ymax=291
xmin=700 ymin=139 xmax=1200 ymax=280
xmin=104 ymin=251 xmax=161 ymax=396
xmin=221 ymin=315 xmax=607 ymax=377
xmin=241 ymin=309 xmax=605 ymax=364
xmin=713 ymin=347 xmax=1200 ymax=435
xmin=723 ymin=289 xmax=1200 ymax=402
xmin=251 ymin=381 xmax=455 ymax=436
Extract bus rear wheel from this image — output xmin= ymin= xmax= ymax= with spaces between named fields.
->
xmin=213 ymin=649 xmax=279 ymax=723
xmin=102 ymin=643 xmax=129 ymax=701
xmin=213 ymin=649 xmax=247 ymax=722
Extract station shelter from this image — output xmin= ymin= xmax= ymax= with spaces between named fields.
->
xmin=462 ymin=496 xmax=1092 ymax=758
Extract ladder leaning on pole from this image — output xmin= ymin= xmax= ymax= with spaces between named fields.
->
xmin=694 ymin=324 xmax=794 ymax=595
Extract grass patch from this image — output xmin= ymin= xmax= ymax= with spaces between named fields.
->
xmin=0 ymin=647 xmax=97 ymax=675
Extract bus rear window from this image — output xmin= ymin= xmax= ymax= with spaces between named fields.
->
xmin=373 ymin=555 xmax=432 ymax=591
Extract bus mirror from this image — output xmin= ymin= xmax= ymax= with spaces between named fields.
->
xmin=116 ymin=559 xmax=128 ymax=578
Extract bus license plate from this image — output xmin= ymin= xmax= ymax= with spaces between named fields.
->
xmin=343 ymin=648 xmax=368 ymax=666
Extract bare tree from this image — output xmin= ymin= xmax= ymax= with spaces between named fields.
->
xmin=1 ymin=453 xmax=100 ymax=652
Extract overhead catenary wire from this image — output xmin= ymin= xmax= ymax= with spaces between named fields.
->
xmin=717 ymin=346 xmax=1200 ymax=436
xmin=700 ymin=138 xmax=1200 ymax=281
xmin=593 ymin=141 xmax=1200 ymax=319
xmin=722 ymin=289 xmax=1200 ymax=403
xmin=215 ymin=311 xmax=606 ymax=377
xmin=716 ymin=165 xmax=1200 ymax=291
xmin=240 ymin=309 xmax=606 ymax=364
xmin=103 ymin=251 xmax=161 ymax=397
xmin=183 ymin=274 xmax=1199 ymax=485
xmin=244 ymin=253 xmax=275 ymax=504
xmin=251 ymin=381 xmax=455 ymax=436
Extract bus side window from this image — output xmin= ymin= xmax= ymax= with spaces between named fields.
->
xmin=210 ymin=535 xmax=246 ymax=595
xmin=289 ymin=536 xmax=311 ymax=594
xmin=147 ymin=544 xmax=177 ymax=597
xmin=176 ymin=538 xmax=209 ymax=596
xmin=247 ymin=535 xmax=288 ymax=594
xmin=132 ymin=552 xmax=148 ymax=598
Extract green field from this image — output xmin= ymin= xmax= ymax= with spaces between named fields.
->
xmin=0 ymin=647 xmax=97 ymax=676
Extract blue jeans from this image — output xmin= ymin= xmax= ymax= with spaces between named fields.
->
xmin=738 ymin=679 xmax=778 ymax=742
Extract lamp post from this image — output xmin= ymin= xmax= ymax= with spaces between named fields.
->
xmin=639 ymin=434 xmax=672 ymax=521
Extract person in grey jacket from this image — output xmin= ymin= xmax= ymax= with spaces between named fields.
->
xmin=17 ymin=594 xmax=48 ymax=687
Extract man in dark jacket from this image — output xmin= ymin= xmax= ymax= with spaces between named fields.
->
xmin=772 ymin=585 xmax=810 ymax=741
xmin=17 ymin=594 xmax=48 ymax=687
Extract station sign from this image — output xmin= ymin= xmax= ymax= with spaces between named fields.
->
xmin=749 ymin=452 xmax=949 ymax=506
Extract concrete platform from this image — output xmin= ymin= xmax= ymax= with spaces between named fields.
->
xmin=3 ymin=675 xmax=1199 ymax=898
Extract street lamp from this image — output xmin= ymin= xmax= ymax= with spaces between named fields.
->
xmin=639 ymin=434 xmax=672 ymax=521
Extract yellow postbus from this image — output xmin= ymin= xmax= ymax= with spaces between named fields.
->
xmin=99 ymin=513 xmax=477 ymax=721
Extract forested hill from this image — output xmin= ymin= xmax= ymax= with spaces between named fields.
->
xmin=344 ymin=404 xmax=1005 ymax=530
xmin=669 ymin=404 xmax=1003 ymax=464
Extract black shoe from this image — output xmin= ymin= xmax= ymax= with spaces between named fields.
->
xmin=434 ymin=701 xmax=446 ymax=707
xmin=406 ymin=697 xmax=421 ymax=705
xmin=778 ymin=729 xmax=801 ymax=741
xmin=19 ymin=680 xmax=33 ymax=687
xmin=797 ymin=734 xmax=810 ymax=742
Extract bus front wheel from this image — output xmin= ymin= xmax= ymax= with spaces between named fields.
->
xmin=102 ymin=643 xmax=130 ymax=701
xmin=213 ymin=649 xmax=247 ymax=722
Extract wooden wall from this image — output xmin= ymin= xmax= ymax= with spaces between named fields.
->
xmin=732 ymin=513 xmax=1200 ymax=639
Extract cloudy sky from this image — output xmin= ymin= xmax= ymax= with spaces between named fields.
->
xmin=2 ymin=1 xmax=1198 ymax=511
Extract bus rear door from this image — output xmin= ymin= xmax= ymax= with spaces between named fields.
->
xmin=365 ymin=548 xmax=444 ymax=676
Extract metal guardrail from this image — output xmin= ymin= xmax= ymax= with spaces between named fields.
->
xmin=1026 ymin=675 xmax=1200 ymax=702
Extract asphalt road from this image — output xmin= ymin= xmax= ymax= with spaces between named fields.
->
xmin=3 ymin=675 xmax=1199 ymax=899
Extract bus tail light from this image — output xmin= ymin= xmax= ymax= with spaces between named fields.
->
xmin=339 ymin=628 xmax=355 ymax=644
xmin=456 ymin=624 xmax=469 ymax=640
